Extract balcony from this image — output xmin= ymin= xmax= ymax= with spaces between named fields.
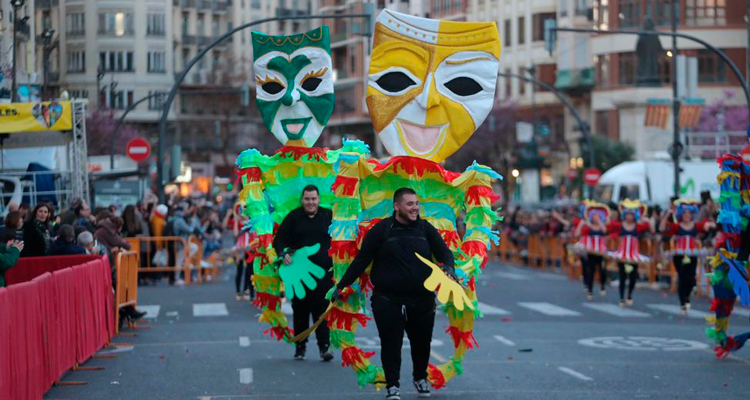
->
xmin=276 ymin=8 xmax=306 ymax=18
xmin=48 ymin=72 xmax=60 ymax=83
xmin=183 ymin=35 xmax=197 ymax=45
xmin=180 ymin=0 xmax=197 ymax=8
xmin=198 ymin=36 xmax=211 ymax=46
xmin=555 ymin=67 xmax=595 ymax=93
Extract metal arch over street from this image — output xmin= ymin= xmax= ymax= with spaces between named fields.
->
xmin=498 ymin=71 xmax=595 ymax=170
xmin=156 ymin=13 xmax=373 ymax=201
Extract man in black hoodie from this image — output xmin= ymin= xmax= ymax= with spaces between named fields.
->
xmin=333 ymin=187 xmax=456 ymax=400
xmin=273 ymin=185 xmax=334 ymax=362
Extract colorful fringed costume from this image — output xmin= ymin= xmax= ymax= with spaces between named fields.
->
xmin=706 ymin=155 xmax=750 ymax=357
xmin=568 ymin=201 xmax=610 ymax=256
xmin=607 ymin=199 xmax=652 ymax=264
xmin=663 ymin=200 xmax=711 ymax=259
xmin=327 ymin=10 xmax=503 ymax=389
xmin=235 ymin=27 xmax=369 ymax=342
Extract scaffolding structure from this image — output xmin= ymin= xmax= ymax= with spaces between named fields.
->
xmin=69 ymin=100 xmax=89 ymax=202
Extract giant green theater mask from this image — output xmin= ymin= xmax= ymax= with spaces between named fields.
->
xmin=252 ymin=27 xmax=334 ymax=148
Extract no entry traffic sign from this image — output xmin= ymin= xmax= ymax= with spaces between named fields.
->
xmin=583 ymin=167 xmax=602 ymax=187
xmin=126 ymin=138 xmax=151 ymax=163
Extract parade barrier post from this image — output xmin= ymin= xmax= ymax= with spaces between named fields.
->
xmin=125 ymin=236 xmax=194 ymax=284
xmin=114 ymin=251 xmax=141 ymax=334
xmin=0 ymin=256 xmax=114 ymax=400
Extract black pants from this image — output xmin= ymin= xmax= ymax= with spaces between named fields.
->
xmin=372 ymin=291 xmax=436 ymax=388
xmin=583 ymin=255 xmax=606 ymax=294
xmin=235 ymin=257 xmax=253 ymax=295
xmin=674 ymin=256 xmax=698 ymax=306
xmin=618 ymin=263 xmax=638 ymax=300
xmin=292 ymin=285 xmax=331 ymax=350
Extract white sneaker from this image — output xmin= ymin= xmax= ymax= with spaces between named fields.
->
xmin=385 ymin=386 xmax=400 ymax=400
xmin=413 ymin=379 xmax=431 ymax=397
xmin=175 ymin=279 xmax=186 ymax=286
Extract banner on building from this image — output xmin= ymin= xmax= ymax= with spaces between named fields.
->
xmin=678 ymin=98 xmax=704 ymax=129
xmin=0 ymin=101 xmax=73 ymax=133
xmin=644 ymin=99 xmax=671 ymax=130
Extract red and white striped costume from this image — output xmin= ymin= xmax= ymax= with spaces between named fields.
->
xmin=607 ymin=221 xmax=651 ymax=264
xmin=663 ymin=221 xmax=709 ymax=258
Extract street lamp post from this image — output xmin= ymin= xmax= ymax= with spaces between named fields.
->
xmin=10 ymin=0 xmax=27 ymax=103
xmin=156 ymin=13 xmax=372 ymax=202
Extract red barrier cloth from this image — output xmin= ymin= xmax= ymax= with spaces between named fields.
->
xmin=0 ymin=256 xmax=113 ymax=400
xmin=5 ymin=255 xmax=100 ymax=285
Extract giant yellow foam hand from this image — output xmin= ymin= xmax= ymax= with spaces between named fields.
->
xmin=416 ymin=253 xmax=474 ymax=311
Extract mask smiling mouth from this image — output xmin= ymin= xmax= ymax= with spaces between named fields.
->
xmin=396 ymin=119 xmax=447 ymax=156
xmin=281 ymin=117 xmax=312 ymax=141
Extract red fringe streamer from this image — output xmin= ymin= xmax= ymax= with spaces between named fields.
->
xmin=329 ymin=240 xmax=359 ymax=259
xmin=717 ymin=154 xmax=743 ymax=167
xmin=332 ymin=176 xmax=359 ymax=197
xmin=445 ymin=326 xmax=479 ymax=349
xmin=253 ymin=292 xmax=281 ymax=311
xmin=462 ymin=240 xmax=489 ymax=269
xmin=275 ymin=146 xmax=329 ymax=161
xmin=237 ymin=167 xmax=262 ymax=183
xmin=373 ymin=156 xmax=461 ymax=182
xmin=439 ymin=230 xmax=460 ymax=248
xmin=714 ymin=336 xmax=738 ymax=358
xmin=358 ymin=273 xmax=374 ymax=296
xmin=263 ymin=326 xmax=293 ymax=341
xmin=466 ymin=185 xmax=500 ymax=206
xmin=427 ymin=364 xmax=446 ymax=390
xmin=326 ymin=307 xmax=370 ymax=330
xmin=715 ymin=232 xmax=742 ymax=250
xmin=468 ymin=276 xmax=476 ymax=291
xmin=340 ymin=346 xmax=376 ymax=367
xmin=710 ymin=298 xmax=735 ymax=316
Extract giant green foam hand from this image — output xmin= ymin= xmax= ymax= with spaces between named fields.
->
xmin=416 ymin=253 xmax=474 ymax=311
xmin=279 ymin=244 xmax=326 ymax=300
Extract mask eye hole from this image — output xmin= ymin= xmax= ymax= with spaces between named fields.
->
xmin=262 ymin=82 xmax=284 ymax=95
xmin=444 ymin=77 xmax=483 ymax=96
xmin=376 ymin=71 xmax=417 ymax=93
xmin=301 ymin=77 xmax=322 ymax=91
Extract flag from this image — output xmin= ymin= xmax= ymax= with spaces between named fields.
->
xmin=679 ymin=99 xmax=704 ymax=128
xmin=644 ymin=99 xmax=670 ymax=129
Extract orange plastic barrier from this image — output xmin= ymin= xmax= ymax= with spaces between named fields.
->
xmin=114 ymin=251 xmax=139 ymax=334
xmin=125 ymin=236 xmax=194 ymax=284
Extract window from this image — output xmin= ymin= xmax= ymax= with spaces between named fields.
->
xmin=533 ymin=13 xmax=556 ymax=42
xmin=651 ymin=0 xmax=676 ymax=26
xmin=252 ymin=0 xmax=261 ymax=9
xmin=619 ymin=184 xmax=640 ymax=201
xmin=698 ymin=49 xmax=727 ymax=83
xmin=102 ymin=89 xmax=133 ymax=110
xmin=518 ymin=17 xmax=525 ymax=45
xmin=574 ymin=0 xmax=589 ymax=16
xmin=69 ymin=89 xmax=89 ymax=100
xmin=98 ymin=12 xmax=134 ymax=36
xmin=212 ymin=16 xmax=220 ymax=37
xmin=197 ymin=16 xmax=205 ymax=36
xmin=595 ymin=110 xmax=609 ymax=136
xmin=454 ymin=0 xmax=463 ymax=10
xmin=559 ymin=0 xmax=568 ymax=17
xmin=66 ymin=13 xmax=85 ymax=36
xmin=504 ymin=68 xmax=511 ymax=98
xmin=67 ymin=50 xmax=85 ymax=73
xmin=618 ymin=0 xmax=641 ymax=28
xmin=147 ymin=14 xmax=165 ymax=36
xmin=444 ymin=0 xmax=450 ymax=13
xmin=595 ymin=54 xmax=610 ymax=86
xmin=148 ymin=51 xmax=166 ymax=73
xmin=595 ymin=0 xmax=608 ymax=30
xmin=686 ymin=0 xmax=726 ymax=27
xmin=182 ymin=13 xmax=189 ymax=36
xmin=149 ymin=91 xmax=166 ymax=110
xmin=99 ymin=50 xmax=135 ymax=72
xmin=504 ymin=20 xmax=511 ymax=47
xmin=618 ymin=52 xmax=636 ymax=86
xmin=183 ymin=48 xmax=191 ymax=69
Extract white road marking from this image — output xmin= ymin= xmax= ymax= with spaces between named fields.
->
xmin=239 ymin=368 xmax=253 ymax=384
xmin=430 ymin=350 xmax=447 ymax=363
xmin=518 ymin=302 xmax=581 ymax=316
xmin=281 ymin=302 xmax=293 ymax=315
xmin=536 ymin=273 xmax=567 ymax=281
xmin=138 ymin=305 xmax=161 ymax=319
xmin=239 ymin=337 xmax=250 ymax=347
xmin=493 ymin=335 xmax=516 ymax=346
xmin=477 ymin=302 xmax=512 ymax=316
xmin=166 ymin=311 xmax=179 ymax=317
xmin=495 ymin=272 xmax=529 ymax=280
xmin=646 ymin=304 xmax=710 ymax=319
xmin=558 ymin=367 xmax=593 ymax=381
xmin=583 ymin=303 xmax=652 ymax=318
xmin=97 ymin=345 xmax=134 ymax=355
xmin=193 ymin=303 xmax=229 ymax=317
xmin=732 ymin=307 xmax=750 ymax=318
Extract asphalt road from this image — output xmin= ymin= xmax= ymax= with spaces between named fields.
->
xmin=45 ymin=261 xmax=750 ymax=400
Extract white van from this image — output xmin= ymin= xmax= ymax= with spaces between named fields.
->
xmin=593 ymin=160 xmax=720 ymax=206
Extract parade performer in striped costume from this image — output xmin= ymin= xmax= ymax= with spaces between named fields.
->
xmin=607 ymin=199 xmax=655 ymax=307
xmin=571 ymin=201 xmax=611 ymax=300
xmin=660 ymin=199 xmax=716 ymax=313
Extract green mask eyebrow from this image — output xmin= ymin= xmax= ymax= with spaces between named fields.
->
xmin=251 ymin=26 xmax=331 ymax=58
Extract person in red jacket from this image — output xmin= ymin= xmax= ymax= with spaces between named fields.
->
xmin=659 ymin=199 xmax=716 ymax=313
xmin=607 ymin=199 xmax=655 ymax=307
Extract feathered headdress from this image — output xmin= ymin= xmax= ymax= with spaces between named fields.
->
xmin=673 ymin=199 xmax=700 ymax=222
xmin=583 ymin=201 xmax=611 ymax=225
xmin=619 ymin=198 xmax=647 ymax=222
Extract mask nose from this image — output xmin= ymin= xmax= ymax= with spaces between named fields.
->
xmin=416 ymin=73 xmax=440 ymax=110
xmin=281 ymin=88 xmax=300 ymax=107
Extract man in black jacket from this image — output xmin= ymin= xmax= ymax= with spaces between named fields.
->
xmin=273 ymin=185 xmax=334 ymax=362
xmin=333 ymin=187 xmax=456 ymax=400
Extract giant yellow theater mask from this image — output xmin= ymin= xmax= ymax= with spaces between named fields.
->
xmin=366 ymin=10 xmax=501 ymax=163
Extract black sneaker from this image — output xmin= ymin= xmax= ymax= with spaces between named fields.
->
xmin=294 ymin=344 xmax=306 ymax=360
xmin=385 ymin=386 xmax=400 ymax=400
xmin=319 ymin=345 xmax=333 ymax=362
xmin=413 ymin=379 xmax=431 ymax=397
